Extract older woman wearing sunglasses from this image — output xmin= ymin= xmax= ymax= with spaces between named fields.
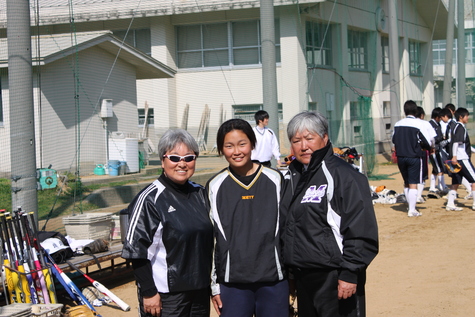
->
xmin=122 ymin=129 xmax=214 ymax=317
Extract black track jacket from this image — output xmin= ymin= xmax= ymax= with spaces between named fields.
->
xmin=281 ymin=143 xmax=378 ymax=284
xmin=122 ymin=175 xmax=213 ymax=293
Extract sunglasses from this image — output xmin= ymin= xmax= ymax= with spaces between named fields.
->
xmin=163 ymin=154 xmax=196 ymax=163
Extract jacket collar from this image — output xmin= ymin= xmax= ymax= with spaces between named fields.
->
xmin=289 ymin=142 xmax=333 ymax=175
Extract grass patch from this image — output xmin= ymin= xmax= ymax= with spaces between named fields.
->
xmin=367 ymin=174 xmax=395 ymax=181
xmin=0 ymin=179 xmax=11 ymax=212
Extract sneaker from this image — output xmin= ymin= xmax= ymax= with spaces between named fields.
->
xmin=416 ymin=196 xmax=426 ymax=203
xmin=427 ymin=191 xmax=441 ymax=199
xmin=438 ymin=186 xmax=450 ymax=195
xmin=446 ymin=205 xmax=463 ymax=211
xmin=472 ymin=205 xmax=475 ymax=211
xmin=464 ymin=193 xmax=473 ymax=200
xmin=408 ymin=210 xmax=422 ymax=217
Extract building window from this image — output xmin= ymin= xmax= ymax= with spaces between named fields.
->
xmin=306 ymin=21 xmax=332 ymax=67
xmin=432 ymin=40 xmax=446 ymax=66
xmin=308 ymin=102 xmax=317 ymax=111
xmin=381 ymin=36 xmax=389 ymax=72
xmin=114 ymin=29 xmax=151 ymax=55
xmin=433 ymin=30 xmax=475 ymax=66
xmin=348 ymin=29 xmax=368 ymax=70
xmin=433 ymin=37 xmax=462 ymax=65
xmin=465 ymin=30 xmax=475 ymax=64
xmin=233 ymin=20 xmax=260 ymax=65
xmin=233 ymin=104 xmax=283 ymax=122
xmin=350 ymin=101 xmax=361 ymax=119
xmin=138 ymin=108 xmax=154 ymax=126
xmin=176 ymin=20 xmax=280 ymax=69
xmin=409 ymin=41 xmax=421 ymax=75
xmin=233 ymin=104 xmax=261 ymax=122
xmin=383 ymin=101 xmax=390 ymax=117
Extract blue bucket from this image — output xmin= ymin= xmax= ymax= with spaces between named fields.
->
xmin=108 ymin=160 xmax=120 ymax=176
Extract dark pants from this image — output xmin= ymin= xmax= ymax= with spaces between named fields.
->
xmin=451 ymin=159 xmax=475 ymax=184
xmin=138 ymin=288 xmax=210 ymax=317
xmin=294 ymin=268 xmax=366 ymax=317
xmin=429 ymin=151 xmax=444 ymax=174
xmin=397 ymin=156 xmax=422 ymax=185
xmin=219 ymin=280 xmax=289 ymax=317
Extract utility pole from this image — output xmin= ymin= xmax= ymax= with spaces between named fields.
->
xmin=7 ymin=0 xmax=38 ymax=219
xmin=443 ymin=0 xmax=456 ymax=105
xmin=388 ymin=0 xmax=401 ymax=127
xmin=457 ymin=0 xmax=466 ymax=108
xmin=260 ymin=0 xmax=279 ymax=164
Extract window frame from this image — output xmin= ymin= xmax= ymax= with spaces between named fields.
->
xmin=383 ymin=101 xmax=390 ymax=118
xmin=432 ymin=39 xmax=446 ymax=66
xmin=176 ymin=20 xmax=281 ymax=69
xmin=308 ymin=102 xmax=318 ymax=111
xmin=233 ymin=104 xmax=283 ymax=122
xmin=381 ymin=36 xmax=389 ymax=73
xmin=138 ymin=108 xmax=154 ymax=126
xmin=348 ymin=29 xmax=368 ymax=70
xmin=306 ymin=21 xmax=333 ymax=67
xmin=113 ymin=28 xmax=151 ymax=55
xmin=409 ymin=40 xmax=422 ymax=75
xmin=350 ymin=101 xmax=361 ymax=119
xmin=465 ymin=30 xmax=475 ymax=64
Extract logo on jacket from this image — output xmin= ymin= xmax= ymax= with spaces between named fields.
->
xmin=301 ymin=185 xmax=327 ymax=203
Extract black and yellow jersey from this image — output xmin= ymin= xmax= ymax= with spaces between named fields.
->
xmin=206 ymin=164 xmax=285 ymax=295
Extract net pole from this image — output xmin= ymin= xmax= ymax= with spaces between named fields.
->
xmin=260 ymin=0 xmax=280 ymax=159
xmin=457 ymin=0 xmax=466 ymax=108
xmin=7 ymin=0 xmax=39 ymax=221
xmin=443 ymin=0 xmax=456 ymax=105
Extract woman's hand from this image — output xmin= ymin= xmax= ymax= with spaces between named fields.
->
xmin=144 ymin=293 xmax=162 ymax=316
xmin=211 ymin=294 xmax=223 ymax=315
xmin=337 ymin=280 xmax=357 ymax=300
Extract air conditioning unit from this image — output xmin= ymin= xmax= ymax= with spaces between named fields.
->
xmin=37 ymin=168 xmax=58 ymax=190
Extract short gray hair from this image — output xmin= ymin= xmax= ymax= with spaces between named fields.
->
xmin=157 ymin=129 xmax=199 ymax=158
xmin=287 ymin=111 xmax=328 ymax=141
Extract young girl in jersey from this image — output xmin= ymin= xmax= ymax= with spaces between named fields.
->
xmin=206 ymin=118 xmax=288 ymax=317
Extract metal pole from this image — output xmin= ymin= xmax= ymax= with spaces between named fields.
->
xmin=457 ymin=0 xmax=466 ymax=108
xmin=7 ymin=0 xmax=38 ymax=220
xmin=443 ymin=0 xmax=456 ymax=105
xmin=104 ymin=118 xmax=109 ymax=175
xmin=388 ymin=0 xmax=401 ymax=127
xmin=260 ymin=0 xmax=279 ymax=162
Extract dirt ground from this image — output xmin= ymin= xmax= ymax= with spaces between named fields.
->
xmin=80 ymin=159 xmax=475 ymax=317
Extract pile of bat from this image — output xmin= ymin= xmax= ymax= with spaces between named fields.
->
xmin=0 ymin=207 xmax=130 ymax=316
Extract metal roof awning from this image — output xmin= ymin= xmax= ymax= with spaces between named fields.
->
xmin=0 ymin=31 xmax=175 ymax=79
